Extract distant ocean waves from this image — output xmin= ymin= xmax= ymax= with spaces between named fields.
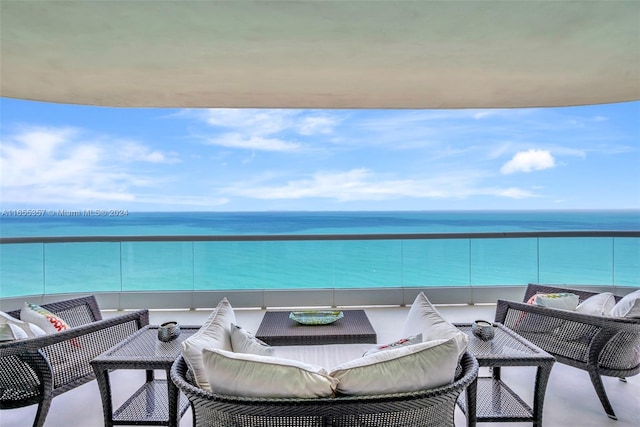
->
xmin=2 ymin=210 xmax=639 ymax=237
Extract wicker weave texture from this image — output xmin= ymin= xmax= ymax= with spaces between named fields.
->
xmin=495 ymin=283 xmax=640 ymax=420
xmin=170 ymin=352 xmax=478 ymax=427
xmin=0 ymin=295 xmax=149 ymax=427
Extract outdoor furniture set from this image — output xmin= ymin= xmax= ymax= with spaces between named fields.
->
xmin=170 ymin=293 xmax=478 ymax=427
xmin=496 ymin=283 xmax=640 ymax=420
xmin=1 ymin=284 xmax=638 ymax=426
xmin=0 ymin=295 xmax=149 ymax=427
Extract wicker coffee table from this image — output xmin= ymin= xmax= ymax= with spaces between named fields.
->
xmin=255 ymin=309 xmax=377 ymax=345
xmin=454 ymin=322 xmax=555 ymax=427
xmin=91 ymin=325 xmax=199 ymax=427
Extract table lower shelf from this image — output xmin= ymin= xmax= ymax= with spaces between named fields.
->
xmin=112 ymin=379 xmax=190 ymax=425
xmin=458 ymin=377 xmax=534 ymax=423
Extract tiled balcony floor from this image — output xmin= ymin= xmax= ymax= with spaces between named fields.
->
xmin=1 ymin=304 xmax=638 ymax=426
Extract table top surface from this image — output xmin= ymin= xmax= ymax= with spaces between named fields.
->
xmin=92 ymin=325 xmax=199 ymax=367
xmin=255 ymin=309 xmax=377 ymax=345
xmin=454 ymin=322 xmax=554 ymax=365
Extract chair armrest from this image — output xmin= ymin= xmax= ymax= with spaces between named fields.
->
xmin=495 ymin=299 xmax=638 ymax=332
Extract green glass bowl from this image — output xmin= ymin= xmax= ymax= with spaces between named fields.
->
xmin=289 ymin=310 xmax=344 ymax=325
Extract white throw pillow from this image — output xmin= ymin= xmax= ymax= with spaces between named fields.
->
xmin=0 ymin=323 xmax=29 ymax=341
xmin=401 ymin=292 xmax=468 ymax=356
xmin=575 ymin=292 xmax=616 ymax=316
xmin=363 ymin=333 xmax=422 ymax=356
xmin=0 ymin=311 xmax=46 ymax=337
xmin=609 ymin=289 xmax=640 ymax=318
xmin=182 ymin=297 xmax=236 ymax=391
xmin=20 ymin=302 xmax=71 ymax=334
xmin=202 ymin=348 xmax=338 ymax=398
xmin=329 ymin=337 xmax=459 ymax=395
xmin=230 ymin=323 xmax=275 ymax=356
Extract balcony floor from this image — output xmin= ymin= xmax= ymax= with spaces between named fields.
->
xmin=2 ymin=304 xmax=638 ymax=427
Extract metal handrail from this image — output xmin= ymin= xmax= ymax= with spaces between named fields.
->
xmin=2 ymin=230 xmax=639 ymax=244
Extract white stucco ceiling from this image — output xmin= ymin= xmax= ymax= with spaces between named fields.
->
xmin=1 ymin=0 xmax=639 ymax=109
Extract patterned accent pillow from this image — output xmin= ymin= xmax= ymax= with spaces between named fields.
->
xmin=230 ymin=323 xmax=275 ymax=356
xmin=529 ymin=292 xmax=580 ymax=311
xmin=20 ymin=302 xmax=71 ymax=334
xmin=363 ymin=333 xmax=422 ymax=356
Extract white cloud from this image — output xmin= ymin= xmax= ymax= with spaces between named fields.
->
xmin=0 ymin=127 xmax=178 ymax=206
xmin=118 ymin=142 xmax=181 ymax=163
xmin=207 ymin=133 xmax=301 ymax=151
xmin=501 ymin=149 xmax=556 ymax=174
xmin=224 ymin=169 xmax=538 ymax=202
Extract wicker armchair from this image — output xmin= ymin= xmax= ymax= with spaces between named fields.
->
xmin=0 ymin=295 xmax=149 ymax=427
xmin=495 ymin=284 xmax=640 ymax=420
xmin=170 ymin=351 xmax=478 ymax=427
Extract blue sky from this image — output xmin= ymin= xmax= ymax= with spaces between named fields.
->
xmin=1 ymin=98 xmax=638 ymax=211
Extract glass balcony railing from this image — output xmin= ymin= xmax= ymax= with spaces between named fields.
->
xmin=0 ymin=232 xmax=638 ymax=298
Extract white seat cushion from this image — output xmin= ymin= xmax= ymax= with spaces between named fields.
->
xmin=329 ymin=337 xmax=459 ymax=395
xmin=202 ymin=347 xmax=338 ymax=398
xmin=274 ymin=343 xmax=373 ymax=369
xmin=181 ymin=297 xmax=236 ymax=391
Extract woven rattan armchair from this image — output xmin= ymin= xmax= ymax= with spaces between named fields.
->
xmin=495 ymin=284 xmax=640 ymax=420
xmin=0 ymin=295 xmax=149 ymax=427
xmin=170 ymin=351 xmax=478 ymax=427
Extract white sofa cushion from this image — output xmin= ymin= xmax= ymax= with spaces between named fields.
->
xmin=575 ymin=292 xmax=616 ymax=316
xmin=401 ymin=292 xmax=468 ymax=356
xmin=609 ymin=289 xmax=640 ymax=318
xmin=182 ymin=297 xmax=236 ymax=391
xmin=274 ymin=343 xmax=373 ymax=369
xmin=230 ymin=323 xmax=275 ymax=356
xmin=202 ymin=348 xmax=338 ymax=398
xmin=329 ymin=337 xmax=459 ymax=395
xmin=0 ymin=310 xmax=46 ymax=337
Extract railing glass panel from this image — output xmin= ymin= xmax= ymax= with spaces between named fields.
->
xmin=539 ymin=238 xmax=613 ymax=284
xmin=1 ymin=243 xmax=44 ymax=297
xmin=614 ymin=237 xmax=640 ymax=287
xmin=470 ymin=238 xmax=539 ymax=286
xmin=44 ymin=242 xmax=121 ymax=294
xmin=0 ymin=234 xmax=637 ymax=298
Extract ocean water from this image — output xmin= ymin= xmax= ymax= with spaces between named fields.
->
xmin=1 ymin=211 xmax=639 ymax=297
xmin=2 ymin=210 xmax=639 ymax=237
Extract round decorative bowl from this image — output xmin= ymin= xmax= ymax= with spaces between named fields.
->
xmin=157 ymin=321 xmax=181 ymax=342
xmin=471 ymin=320 xmax=495 ymax=341
xmin=289 ymin=310 xmax=344 ymax=325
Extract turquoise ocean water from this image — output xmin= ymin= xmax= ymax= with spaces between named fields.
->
xmin=1 ymin=211 xmax=639 ymax=296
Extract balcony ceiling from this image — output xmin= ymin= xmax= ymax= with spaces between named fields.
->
xmin=1 ymin=1 xmax=639 ymax=109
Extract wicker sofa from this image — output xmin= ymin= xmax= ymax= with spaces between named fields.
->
xmin=0 ymin=295 xmax=149 ymax=427
xmin=171 ymin=351 xmax=478 ymax=427
xmin=495 ymin=284 xmax=640 ymax=420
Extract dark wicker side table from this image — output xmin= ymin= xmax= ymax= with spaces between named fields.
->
xmin=91 ymin=325 xmax=199 ymax=427
xmin=454 ymin=323 xmax=555 ymax=427
xmin=255 ymin=309 xmax=377 ymax=345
